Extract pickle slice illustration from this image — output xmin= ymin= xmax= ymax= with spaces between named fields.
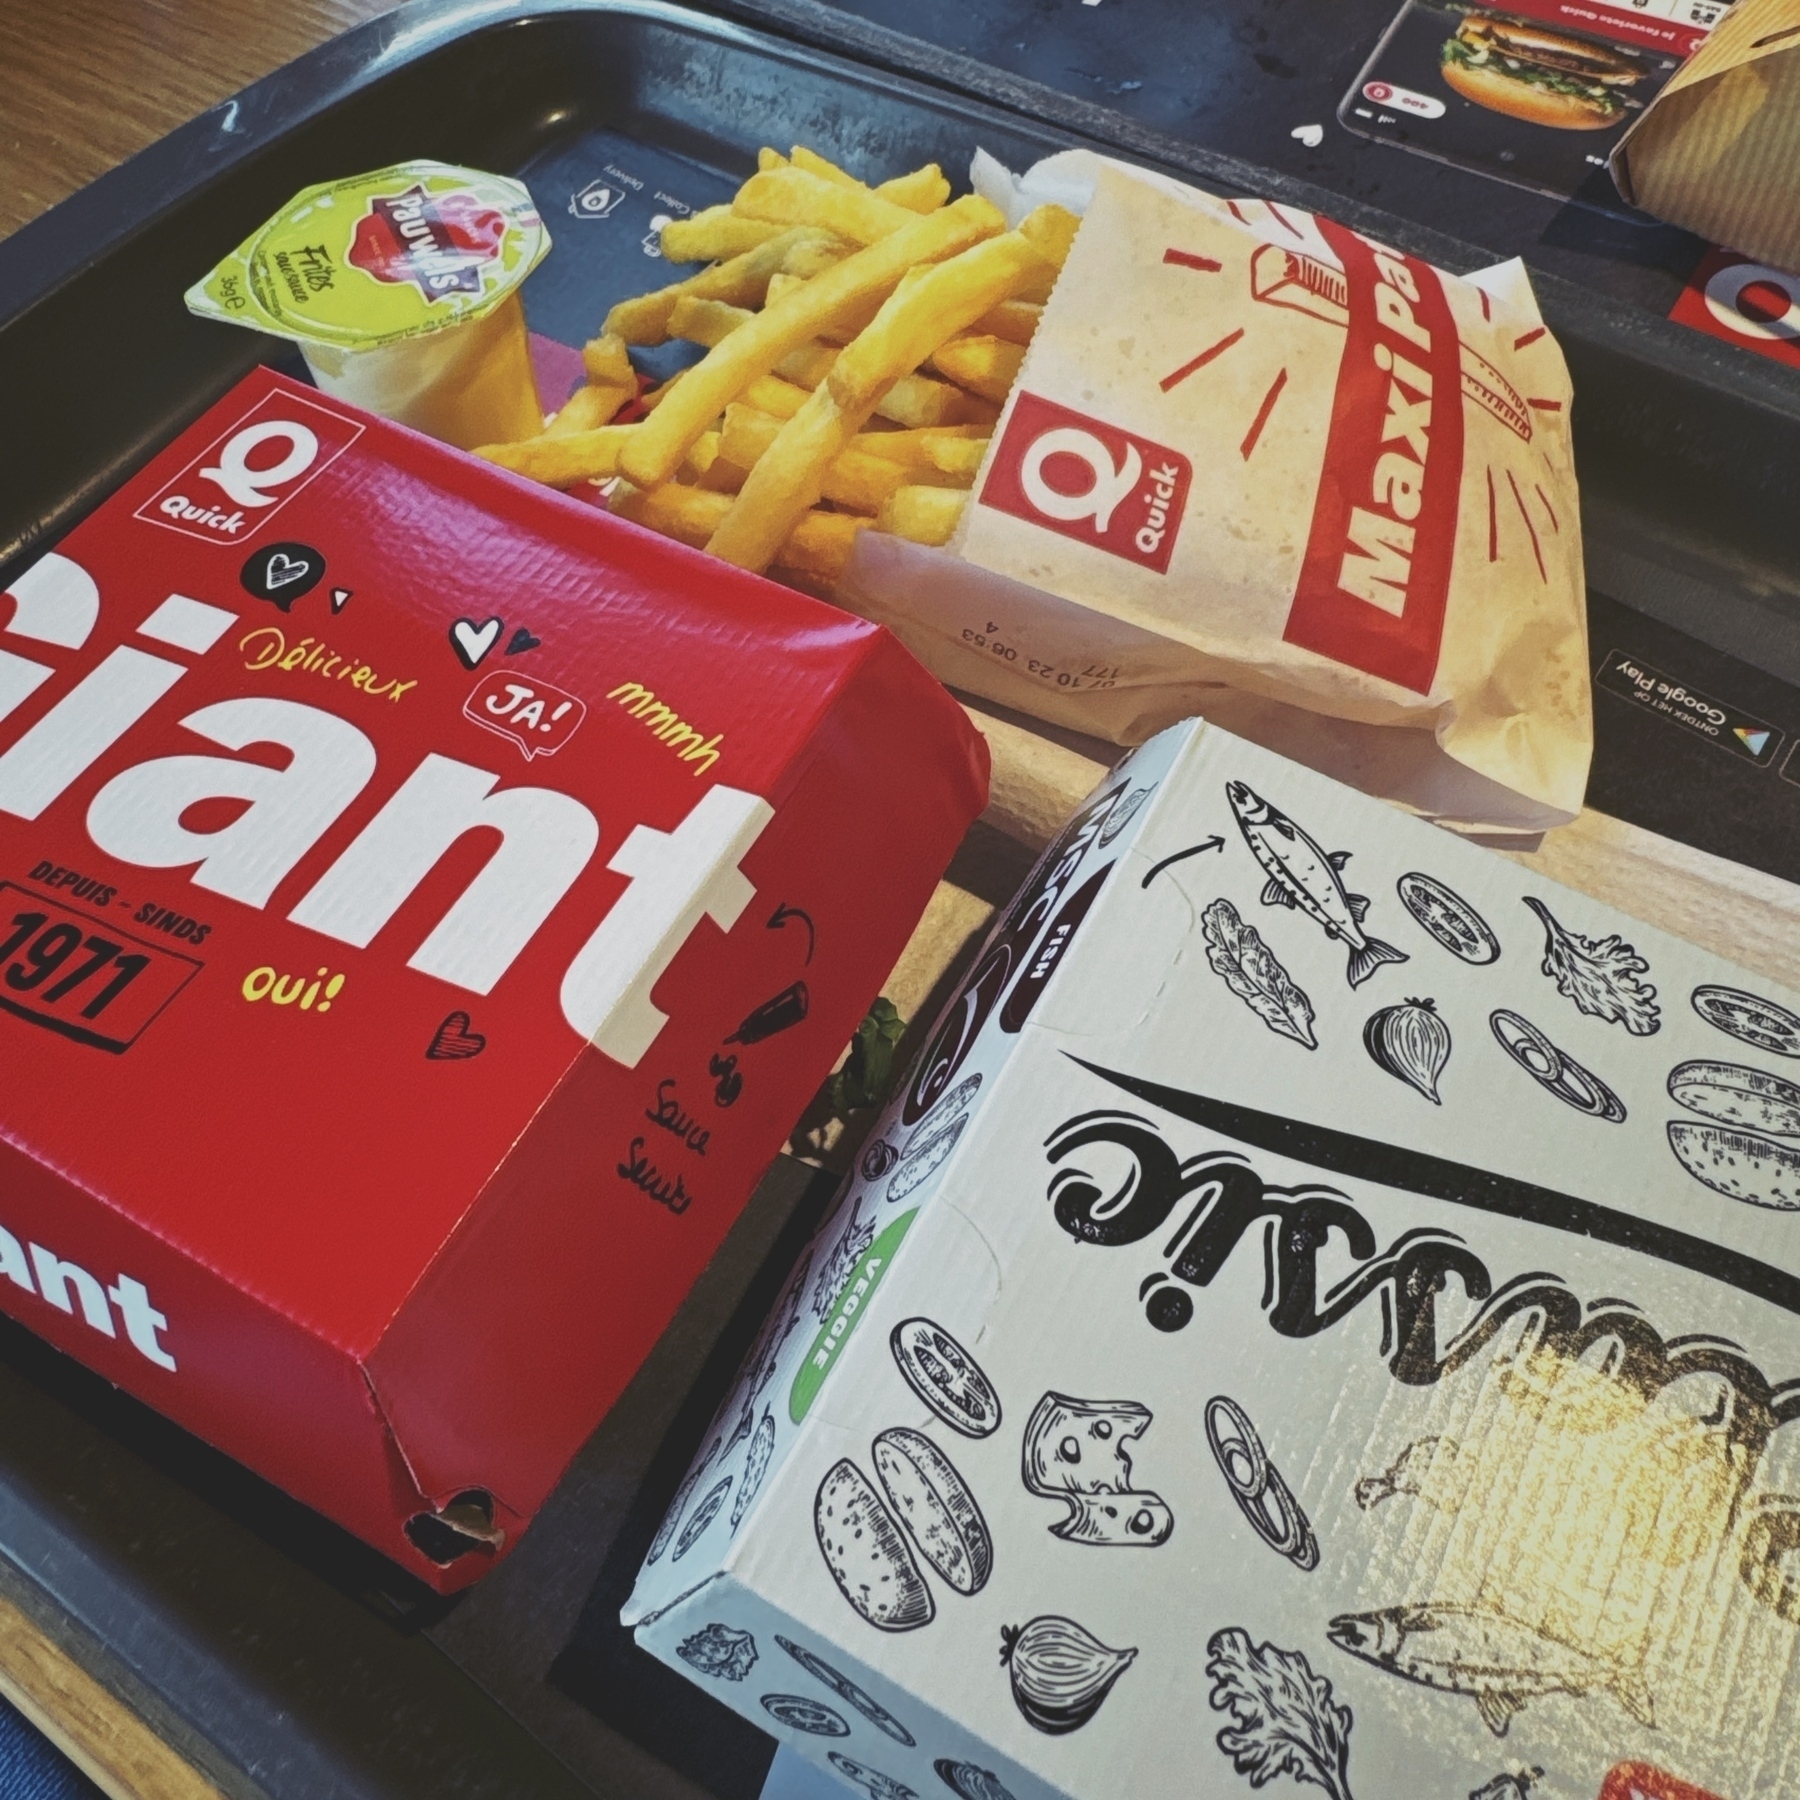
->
xmin=890 ymin=1317 xmax=1001 ymax=1438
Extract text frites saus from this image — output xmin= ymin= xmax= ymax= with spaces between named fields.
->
xmin=845 ymin=158 xmax=1590 ymax=834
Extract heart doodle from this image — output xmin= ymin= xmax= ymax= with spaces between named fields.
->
xmin=265 ymin=553 xmax=310 ymax=588
xmin=240 ymin=541 xmax=326 ymax=611
xmin=450 ymin=616 xmax=503 ymax=669
xmin=1291 ymin=123 xmax=1325 ymax=148
xmin=427 ymin=1011 xmax=487 ymax=1061
xmin=506 ymin=627 xmax=542 ymax=655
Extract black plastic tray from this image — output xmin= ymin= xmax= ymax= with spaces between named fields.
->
xmin=2 ymin=4 xmax=1800 ymax=1798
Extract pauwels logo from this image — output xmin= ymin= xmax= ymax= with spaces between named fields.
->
xmin=349 ymin=183 xmax=508 ymax=299
xmin=979 ymin=392 xmax=1191 ymax=573
xmin=136 ymin=389 xmax=363 ymax=545
xmin=1285 ymin=220 xmax=1464 ymax=695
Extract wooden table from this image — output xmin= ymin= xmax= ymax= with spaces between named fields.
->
xmin=0 ymin=9 xmax=393 ymax=1791
xmin=2 ymin=5 xmax=1798 ymax=1798
xmin=0 ymin=0 xmax=397 ymax=241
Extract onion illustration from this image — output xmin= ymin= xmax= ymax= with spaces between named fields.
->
xmin=1000 ymin=1613 xmax=1136 ymax=1734
xmin=1364 ymin=997 xmax=1451 ymax=1103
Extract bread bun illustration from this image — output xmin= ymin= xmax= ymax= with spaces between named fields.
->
xmin=814 ymin=1458 xmax=934 ymax=1630
xmin=1668 ymin=1061 xmax=1800 ymax=1138
xmin=872 ymin=1427 xmax=993 ymax=1596
xmin=1667 ymin=1122 xmax=1800 ymax=1211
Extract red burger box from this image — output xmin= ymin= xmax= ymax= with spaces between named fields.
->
xmin=0 ymin=368 xmax=988 ymax=1589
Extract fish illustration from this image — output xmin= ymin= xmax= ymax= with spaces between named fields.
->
xmin=1326 ymin=1604 xmax=1654 ymax=1736
xmin=1225 ymin=782 xmax=1408 ymax=988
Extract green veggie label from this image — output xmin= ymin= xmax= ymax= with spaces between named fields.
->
xmin=789 ymin=1210 xmax=916 ymax=1423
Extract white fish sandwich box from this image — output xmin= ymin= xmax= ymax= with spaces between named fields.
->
xmin=627 ymin=718 xmax=1800 ymax=1800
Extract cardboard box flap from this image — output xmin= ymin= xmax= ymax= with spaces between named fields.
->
xmin=1612 ymin=0 xmax=1800 ymax=272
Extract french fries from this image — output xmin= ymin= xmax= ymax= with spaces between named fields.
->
xmin=621 ymin=194 xmax=1005 ymax=488
xmin=786 ymin=147 xmax=952 ymax=215
xmin=545 ymin=382 xmax=625 ymax=437
xmin=928 ymin=334 xmax=1026 ymax=404
xmin=667 ymin=295 xmax=992 ymax=427
xmin=475 ymin=425 xmax=634 ymax=486
xmin=611 ymin=482 xmax=868 ymax=580
xmin=877 ymin=485 xmax=968 ymax=546
xmin=741 ymin=374 xmax=811 ymax=418
xmin=720 ymin=405 xmax=911 ymax=512
xmin=707 ymin=219 xmax=1052 ymax=571
xmin=581 ymin=332 xmax=635 ymax=390
xmin=781 ymin=239 xmax=852 ymax=280
xmin=790 ymin=145 xmax=861 ymax=188
xmin=603 ymin=226 xmax=839 ymax=346
xmin=850 ymin=422 xmax=988 ymax=457
xmin=764 ymin=272 xmax=883 ymax=341
xmin=732 ymin=167 xmax=925 ymax=247
xmin=876 ymin=164 xmax=952 ymax=214
xmin=562 ymin=332 xmax=638 ymax=425
xmin=659 ymin=206 xmax=783 ymax=264
xmin=970 ymin=299 xmax=1041 ymax=346
xmin=826 ymin=219 xmax=1058 ymax=414
xmin=479 ymin=146 xmax=1062 ymax=592
xmin=848 ymin=426 xmax=989 ymax=482
xmin=706 ymin=383 xmax=858 ymax=570
xmin=1021 ymin=202 xmax=1081 ymax=266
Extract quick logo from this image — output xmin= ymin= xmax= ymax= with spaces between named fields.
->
xmin=979 ymin=392 xmax=1191 ymax=573
xmin=135 ymin=389 xmax=364 ymax=544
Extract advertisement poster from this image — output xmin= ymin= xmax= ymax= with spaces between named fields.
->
xmin=1341 ymin=0 xmax=1732 ymax=209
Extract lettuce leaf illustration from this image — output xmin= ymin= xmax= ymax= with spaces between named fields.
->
xmin=1202 ymin=899 xmax=1317 ymax=1048
xmin=1206 ymin=1628 xmax=1354 ymax=1800
xmin=1524 ymin=897 xmax=1660 ymax=1035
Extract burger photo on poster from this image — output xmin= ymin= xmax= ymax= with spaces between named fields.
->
xmin=1439 ymin=10 xmax=1645 ymax=129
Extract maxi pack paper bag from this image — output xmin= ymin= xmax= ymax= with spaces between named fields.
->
xmin=841 ymin=161 xmax=1592 ymax=835
xmin=1613 ymin=0 xmax=1800 ymax=274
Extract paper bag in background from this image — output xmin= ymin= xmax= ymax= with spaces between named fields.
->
xmin=1613 ymin=0 xmax=1800 ymax=273
xmin=840 ymin=155 xmax=1592 ymax=837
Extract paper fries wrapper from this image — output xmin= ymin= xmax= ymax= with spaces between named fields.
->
xmin=841 ymin=160 xmax=1592 ymax=833
xmin=1612 ymin=0 xmax=1800 ymax=274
